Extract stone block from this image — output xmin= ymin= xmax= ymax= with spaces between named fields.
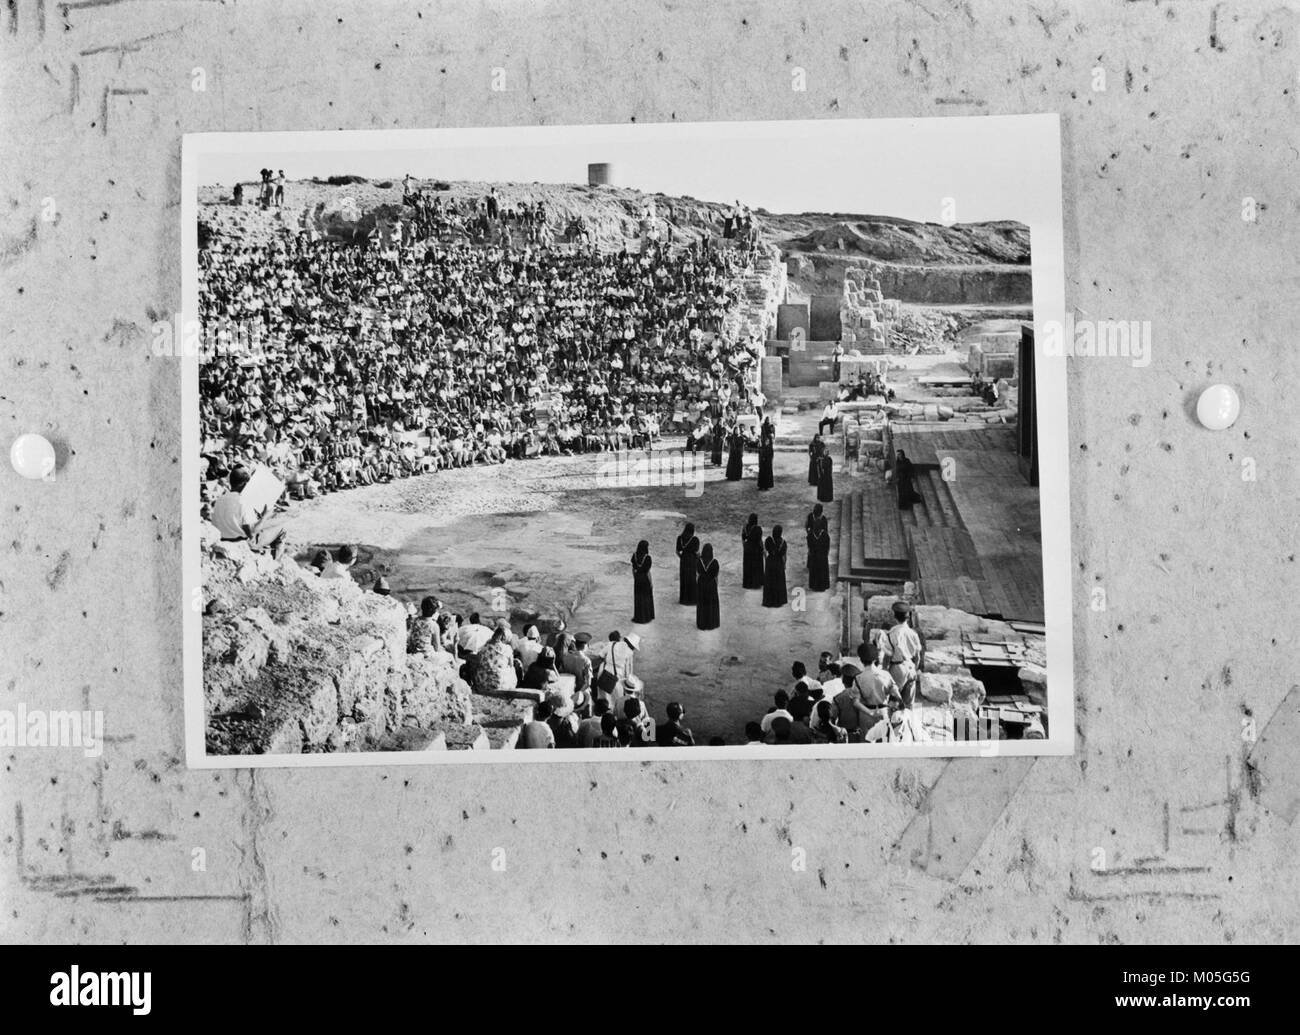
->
xmin=1018 ymin=664 xmax=1047 ymax=707
xmin=923 ymin=647 xmax=966 ymax=674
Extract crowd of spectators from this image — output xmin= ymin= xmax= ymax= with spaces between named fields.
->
xmin=747 ymin=603 xmax=931 ymax=745
xmin=198 ymin=193 xmax=770 ymax=506
xmin=391 ymin=575 xmax=698 ymax=749
xmin=296 ymin=540 xmax=936 ymax=749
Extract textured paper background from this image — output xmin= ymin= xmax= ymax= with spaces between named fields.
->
xmin=2 ymin=0 xmax=1298 ymax=944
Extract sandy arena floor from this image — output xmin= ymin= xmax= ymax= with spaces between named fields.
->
xmin=285 ymin=414 xmax=845 ymax=744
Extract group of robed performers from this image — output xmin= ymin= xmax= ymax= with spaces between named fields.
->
xmin=628 ymin=416 xmax=840 ymax=630
xmin=629 ymin=406 xmax=923 ymax=629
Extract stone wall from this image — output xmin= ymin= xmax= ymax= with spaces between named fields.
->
xmin=722 ymin=243 xmax=787 ymax=343
xmin=840 ymin=263 xmax=902 ymax=353
xmin=203 ymin=541 xmax=474 ymax=755
xmin=873 ymin=263 xmax=1032 ymax=306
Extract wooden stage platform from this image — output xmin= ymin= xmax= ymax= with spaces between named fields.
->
xmin=832 ymin=422 xmax=1044 ymax=625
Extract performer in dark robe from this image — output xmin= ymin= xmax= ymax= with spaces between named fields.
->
xmin=762 ymin=525 xmax=789 ymax=608
xmin=894 ymin=449 xmax=920 ymax=510
xmin=725 ymin=425 xmax=744 ymax=481
xmin=742 ymin=513 xmax=765 ymax=589
xmin=816 ymin=451 xmax=835 ymax=503
xmin=757 ymin=438 xmax=775 ymax=491
xmin=760 ymin=415 xmax=775 ymax=443
xmin=804 ymin=503 xmax=824 ymax=571
xmin=676 ymin=522 xmax=700 ymax=605
xmin=631 ymin=539 xmax=655 ymax=624
xmin=709 ymin=420 xmax=724 ymax=467
xmin=695 ymin=543 xmax=721 ymax=631
xmin=807 ymin=514 xmax=831 ymax=592
xmin=807 ymin=434 xmax=824 ymax=486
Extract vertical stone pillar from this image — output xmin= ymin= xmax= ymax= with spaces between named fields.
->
xmin=761 ymin=355 xmax=784 ymax=399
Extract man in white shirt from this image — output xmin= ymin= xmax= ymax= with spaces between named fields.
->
xmin=886 ymin=601 xmax=924 ymax=709
xmin=759 ymin=690 xmax=794 ymax=735
xmin=790 ymin=661 xmax=822 ymax=696
xmin=819 ymin=662 xmax=845 ymax=700
xmin=210 ymin=467 xmax=285 ymax=556
xmin=818 ymin=400 xmax=840 ymax=436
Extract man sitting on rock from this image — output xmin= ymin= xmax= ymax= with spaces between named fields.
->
xmin=210 ymin=467 xmax=287 ymax=558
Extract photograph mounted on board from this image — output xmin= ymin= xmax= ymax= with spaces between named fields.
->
xmin=179 ymin=115 xmax=1072 ymax=767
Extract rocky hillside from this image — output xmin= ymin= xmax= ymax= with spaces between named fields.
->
xmin=203 ymin=540 xmax=482 ymax=755
xmin=197 ymin=177 xmax=1030 ymax=304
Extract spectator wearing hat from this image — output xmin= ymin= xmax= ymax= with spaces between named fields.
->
xmin=522 ymin=646 xmax=559 ymax=691
xmin=545 ymin=690 xmax=579 ymax=748
xmin=515 ymin=625 xmax=543 ymax=669
xmin=546 ymin=618 xmax=569 ymax=653
xmin=608 ymin=631 xmax=640 ymax=684
xmin=886 ymin=601 xmax=923 ymax=709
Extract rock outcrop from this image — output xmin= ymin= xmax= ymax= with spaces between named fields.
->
xmin=863 ymin=594 xmax=1048 ymax=743
xmin=203 ymin=540 xmax=475 ymax=755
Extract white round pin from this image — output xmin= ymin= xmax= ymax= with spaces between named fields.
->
xmin=10 ymin=433 xmax=57 ymax=480
xmin=1195 ymin=384 xmax=1240 ymax=431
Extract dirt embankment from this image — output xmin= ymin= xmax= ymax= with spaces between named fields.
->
xmin=199 ymin=179 xmax=1028 ymax=273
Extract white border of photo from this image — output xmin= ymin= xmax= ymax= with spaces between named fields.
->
xmin=181 ymin=114 xmax=1072 ymax=767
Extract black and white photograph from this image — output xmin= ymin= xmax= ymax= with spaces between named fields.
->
xmin=7 ymin=0 xmax=1299 ymax=976
xmin=181 ymin=117 xmax=1071 ymax=764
